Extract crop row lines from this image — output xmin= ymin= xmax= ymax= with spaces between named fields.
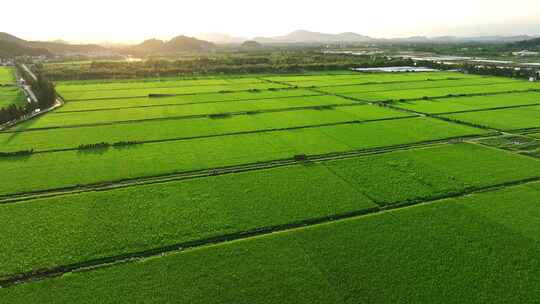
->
xmin=2 ymin=174 xmax=538 ymax=289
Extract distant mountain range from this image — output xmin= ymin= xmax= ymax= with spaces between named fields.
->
xmin=252 ymin=30 xmax=537 ymax=44
xmin=195 ymin=33 xmax=246 ymax=44
xmin=513 ymin=37 xmax=540 ymax=49
xmin=253 ymin=30 xmax=372 ymax=43
xmin=126 ymin=36 xmax=215 ymax=55
xmin=0 ymin=32 xmax=107 ymax=56
xmin=0 ymin=33 xmax=215 ymax=57
xmin=2 ymin=30 xmax=540 ymax=58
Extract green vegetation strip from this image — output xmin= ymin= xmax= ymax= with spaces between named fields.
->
xmin=440 ymin=105 xmax=540 ymax=131
xmin=9 ymin=95 xmax=361 ymax=130
xmin=2 ymin=180 xmax=539 ymax=303
xmin=0 ymin=143 xmax=539 ymax=283
xmin=0 ymin=117 xmax=487 ymax=197
xmin=0 ymin=87 xmax=26 ymax=108
xmin=56 ymin=89 xmax=322 ymax=112
xmin=343 ymin=82 xmax=540 ymax=102
xmin=391 ymin=91 xmax=540 ymax=114
xmin=60 ymin=83 xmax=291 ymax=101
xmin=55 ymin=77 xmax=266 ymax=93
xmin=0 ymin=105 xmax=410 ymax=153
xmin=0 ymin=66 xmax=16 ymax=84
xmin=262 ymin=71 xmax=477 ymax=85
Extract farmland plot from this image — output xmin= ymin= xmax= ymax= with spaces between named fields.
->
xmin=342 ymin=82 xmax=540 ymax=102
xmin=392 ymin=91 xmax=540 ymax=114
xmin=0 ymin=86 xmax=26 ymax=108
xmin=0 ymin=143 xmax=538 ymax=279
xmin=2 ymin=181 xmax=539 ymax=304
xmin=55 ymin=89 xmax=320 ymax=112
xmin=55 ymin=77 xmax=265 ymax=92
xmin=9 ymin=95 xmax=360 ymax=130
xmin=0 ymin=118 xmax=486 ymax=196
xmin=318 ymin=77 xmax=518 ymax=95
xmin=441 ymin=105 xmax=540 ymax=130
xmin=0 ymin=104 xmax=409 ymax=152
xmin=60 ymin=82 xmax=291 ymax=100
xmin=262 ymin=71 xmax=480 ymax=86
xmin=0 ymin=66 xmax=16 ymax=84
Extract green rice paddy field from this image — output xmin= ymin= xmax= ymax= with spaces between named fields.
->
xmin=0 ymin=86 xmax=25 ymax=108
xmin=0 ymin=66 xmax=16 ymax=84
xmin=0 ymin=67 xmax=25 ymax=108
xmin=5 ymin=181 xmax=538 ymax=304
xmin=1 ymin=70 xmax=539 ymax=303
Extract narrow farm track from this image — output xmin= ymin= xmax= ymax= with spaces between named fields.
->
xmin=0 ymin=135 xmax=499 ymax=205
xmin=1 ymin=175 xmax=539 ymax=289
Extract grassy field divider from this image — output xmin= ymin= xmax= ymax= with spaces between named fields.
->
xmin=2 ymin=175 xmax=539 ymax=289
xmin=0 ymin=134 xmax=498 ymax=204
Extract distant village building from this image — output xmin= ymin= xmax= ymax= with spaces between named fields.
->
xmin=512 ymin=50 xmax=539 ymax=57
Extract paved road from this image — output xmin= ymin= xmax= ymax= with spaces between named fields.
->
xmin=21 ymin=64 xmax=37 ymax=81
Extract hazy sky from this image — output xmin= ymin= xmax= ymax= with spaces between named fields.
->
xmin=2 ymin=0 xmax=540 ymax=43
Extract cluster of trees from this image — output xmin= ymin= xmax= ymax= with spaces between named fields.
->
xmin=0 ymin=149 xmax=34 ymax=157
xmin=42 ymin=52 xmax=417 ymax=81
xmin=78 ymin=141 xmax=141 ymax=151
xmin=413 ymin=59 xmax=539 ymax=80
xmin=460 ymin=64 xmax=539 ymax=79
xmin=0 ymin=65 xmax=56 ymax=125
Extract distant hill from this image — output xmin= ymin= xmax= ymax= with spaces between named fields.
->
xmin=512 ymin=37 xmax=540 ymax=50
xmin=196 ymin=33 xmax=246 ymax=44
xmin=0 ymin=40 xmax=51 ymax=57
xmin=380 ymin=35 xmax=535 ymax=44
xmin=240 ymin=41 xmax=263 ymax=51
xmin=129 ymin=35 xmax=215 ymax=55
xmin=254 ymin=30 xmax=373 ymax=43
xmin=0 ymin=32 xmax=107 ymax=57
xmin=253 ymin=30 xmax=537 ymax=44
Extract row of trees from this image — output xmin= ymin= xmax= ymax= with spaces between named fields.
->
xmin=0 ymin=65 xmax=57 ymax=125
xmin=415 ymin=59 xmax=539 ymax=80
xmin=42 ymin=52 xmax=417 ymax=81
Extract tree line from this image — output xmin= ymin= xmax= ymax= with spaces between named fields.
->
xmin=0 ymin=65 xmax=57 ymax=125
xmin=42 ymin=52 xmax=418 ymax=81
